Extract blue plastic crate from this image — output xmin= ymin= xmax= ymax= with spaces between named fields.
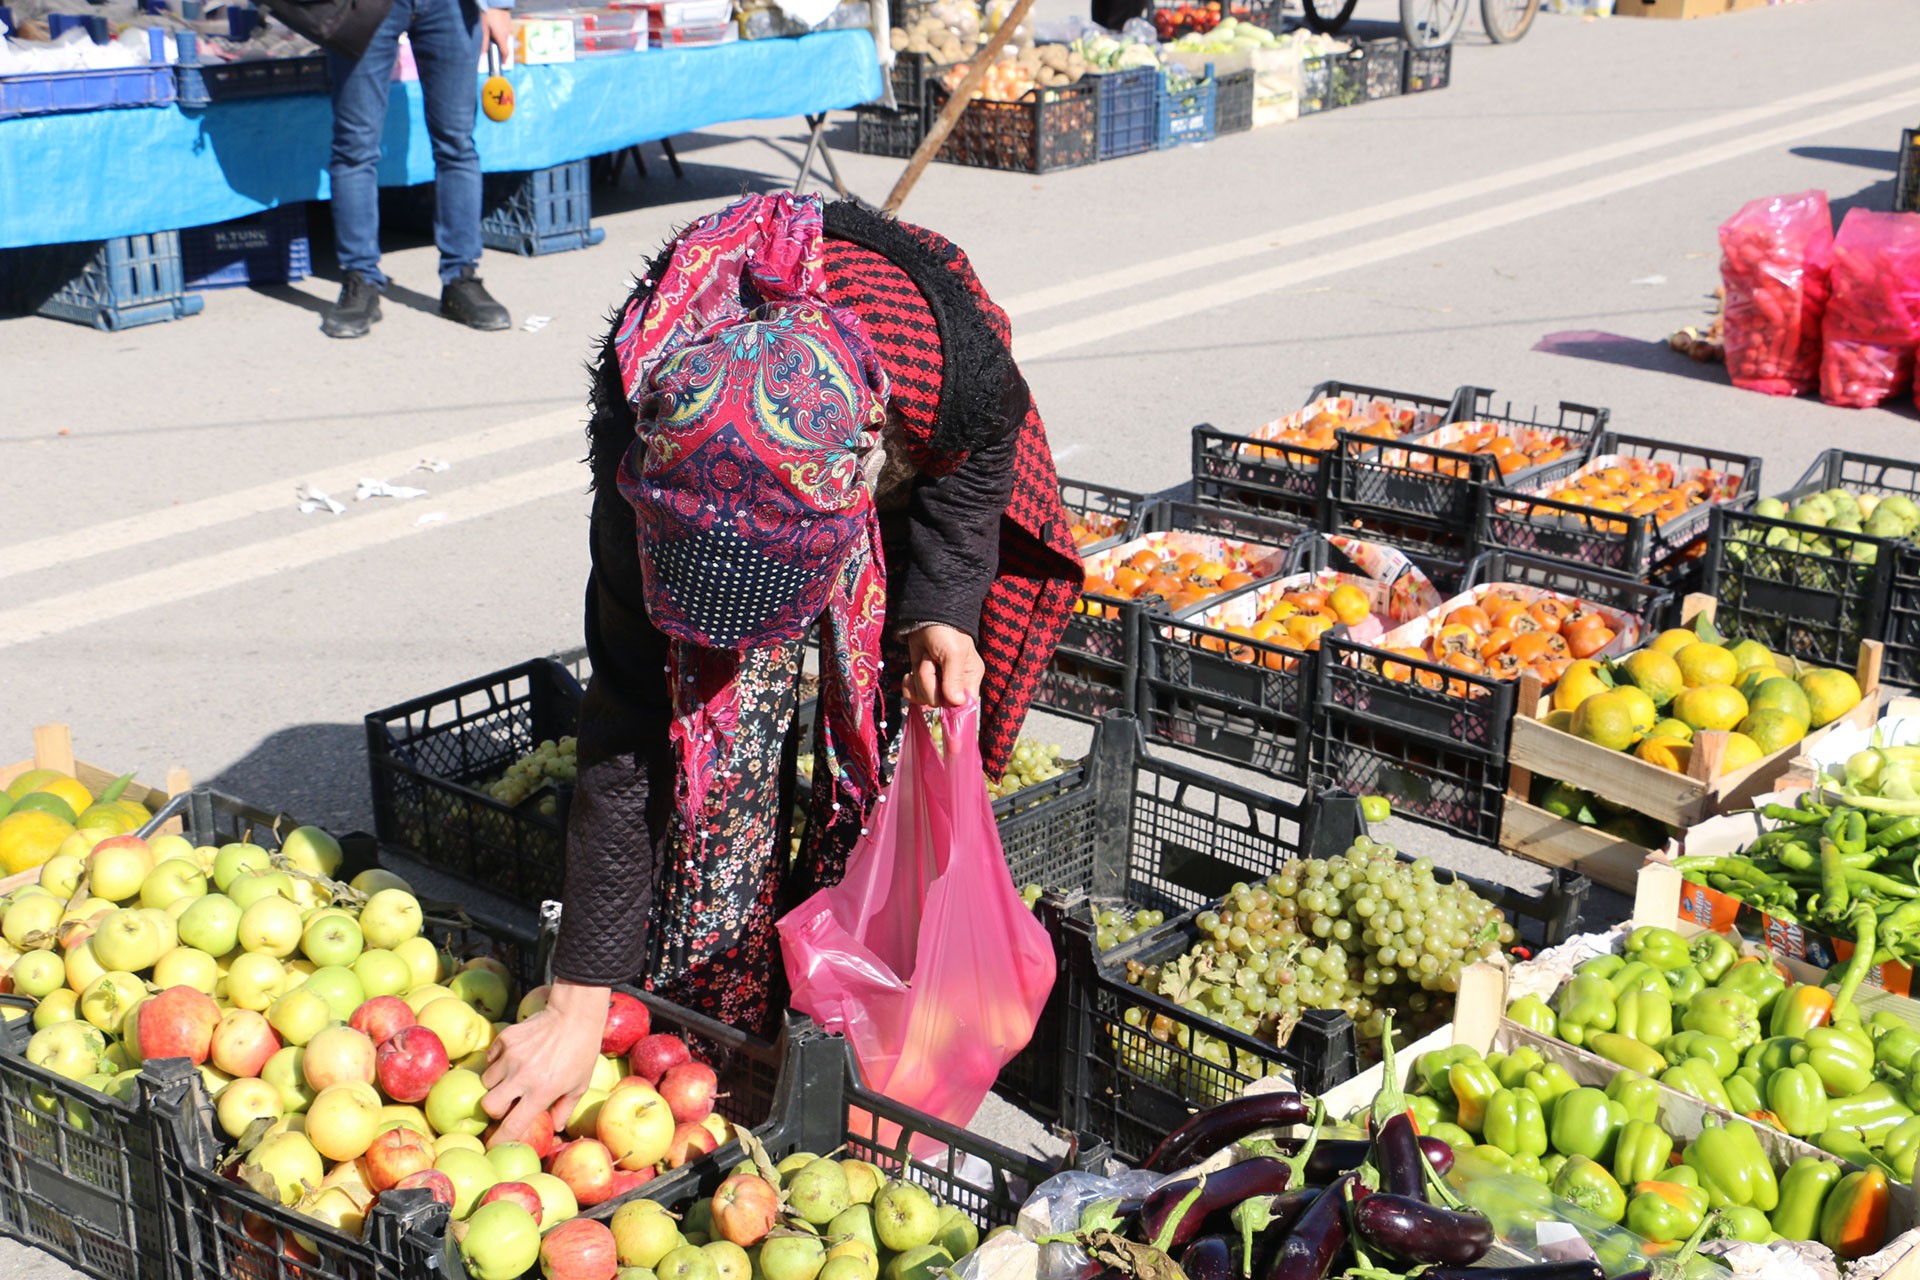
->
xmin=0 ymin=232 xmax=204 ymax=330
xmin=1091 ymin=66 xmax=1156 ymax=162
xmin=0 ymin=63 xmax=174 ymax=119
xmin=181 ymin=203 xmax=312 ymax=289
xmin=1153 ymin=69 xmax=1215 ymax=150
xmin=481 ymin=159 xmax=603 ymax=256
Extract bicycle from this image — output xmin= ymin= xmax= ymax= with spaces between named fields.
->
xmin=1298 ymin=0 xmax=1539 ymax=48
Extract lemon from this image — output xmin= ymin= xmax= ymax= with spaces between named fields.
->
xmin=30 ymin=776 xmax=91 ymax=817
xmin=1746 ymin=677 xmax=1812 ymax=727
xmin=1635 ymin=736 xmax=1693 ymax=773
xmin=0 ymin=811 xmax=75 ymax=875
xmin=1719 ymin=732 xmax=1764 ymax=775
xmin=1736 ymin=667 xmax=1787 ymax=700
xmin=1738 ymin=709 xmax=1806 ymax=755
xmin=1614 ymin=686 xmax=1659 ymax=735
xmin=1728 ymin=639 xmax=1776 ymax=672
xmin=1650 ymin=628 xmax=1700 ymax=658
xmin=1571 ymin=689 xmax=1654 ymax=752
xmin=1672 ymin=684 xmax=1749 ymax=734
xmin=1676 ymin=643 xmax=1739 ymax=689
xmin=1798 ymin=669 xmax=1863 ymax=729
xmin=3 ymin=769 xmax=64 ymax=803
xmin=1651 ymin=718 xmax=1695 ymax=743
xmin=1620 ymin=650 xmax=1685 ymax=709
xmin=1553 ymin=660 xmax=1610 ymax=714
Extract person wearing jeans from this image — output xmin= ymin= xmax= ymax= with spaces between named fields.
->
xmin=323 ymin=0 xmax=513 ymax=338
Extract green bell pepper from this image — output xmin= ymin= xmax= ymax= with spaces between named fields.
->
xmin=1770 ymin=1155 xmax=1841 ymax=1242
xmin=1577 ymin=954 xmax=1626 ymax=981
xmin=1725 ymin=1066 xmax=1765 ymax=1116
xmin=1720 ymin=957 xmax=1788 ymax=1019
xmin=1625 ymin=1180 xmax=1708 ymax=1243
xmin=1684 ymin=1117 xmax=1778 ymax=1211
xmin=1464 ymin=1143 xmax=1514 ymax=1176
xmin=1610 ymin=961 xmax=1671 ymax=1000
xmin=1824 ymin=1081 xmax=1912 ymax=1139
xmin=1813 ymin=1129 xmax=1902 ymax=1178
xmin=1459 ymin=1173 xmax=1555 ymax=1236
xmin=1541 ymin=1152 xmax=1567 ymax=1182
xmin=1483 ymin=1088 xmax=1548 ymax=1158
xmin=1766 ymin=1063 xmax=1830 ymax=1137
xmin=1616 ymin=986 xmax=1673 ymax=1046
xmin=1682 ymin=988 xmax=1763 ymax=1050
xmin=1625 ymin=925 xmax=1693 ymax=971
xmin=1691 ymin=933 xmax=1738 ymax=984
xmin=1550 ymin=1087 xmax=1626 ymax=1163
xmin=1551 ymin=1154 xmax=1627 ymax=1224
xmin=1554 ymin=974 xmax=1618 ymax=1048
xmin=1606 ymin=1072 xmax=1661 ymax=1126
xmin=1799 ymin=1025 xmax=1876 ymax=1097
xmin=1711 ymin=1204 xmax=1775 ymax=1243
xmin=1407 ymin=1095 xmax=1442 ymax=1132
xmin=1494 ymin=1046 xmax=1545 ymax=1090
xmin=1523 ymin=1063 xmax=1578 ymax=1122
xmin=1509 ymin=1151 xmax=1548 ymax=1183
xmin=1872 ymin=1023 xmax=1920 ymax=1074
xmin=1664 ymin=963 xmax=1707 ymax=1005
xmin=1506 ymin=994 xmax=1556 ymax=1037
xmin=1417 ymin=1044 xmax=1480 ymax=1096
xmin=1449 ymin=1059 xmax=1502 ymax=1135
xmin=1427 ymin=1121 xmax=1474 ymax=1153
xmin=1661 ymin=1059 xmax=1734 ymax=1111
xmin=1770 ymin=983 xmax=1837 ymax=1038
xmin=1743 ymin=1035 xmax=1802 ymax=1076
xmin=1612 ymin=1118 xmax=1673 ymax=1187
xmin=1661 ymin=1164 xmax=1701 ymax=1190
xmin=1662 ymin=1030 xmax=1739 ymax=1079
xmin=1589 ymin=1031 xmax=1670 ymax=1077
xmin=1880 ymin=1114 xmax=1920 ymax=1180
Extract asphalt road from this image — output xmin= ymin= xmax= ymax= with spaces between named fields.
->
xmin=5 ymin=2 xmax=1920 ymax=1274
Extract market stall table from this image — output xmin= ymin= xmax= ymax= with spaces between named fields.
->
xmin=0 ymin=27 xmax=881 ymax=248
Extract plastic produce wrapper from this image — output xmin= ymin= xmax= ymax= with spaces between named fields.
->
xmin=778 ymin=702 xmax=1055 ymax=1145
xmin=1719 ymin=190 xmax=1834 ymax=397
xmin=1818 ymin=209 xmax=1920 ymax=409
xmin=1013 ymin=1170 xmax=1169 ymax=1280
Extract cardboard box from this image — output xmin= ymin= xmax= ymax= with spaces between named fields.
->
xmin=1612 ymin=0 xmax=1732 ymax=16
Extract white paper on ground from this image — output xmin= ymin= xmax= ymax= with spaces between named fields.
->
xmin=356 ymin=478 xmax=429 ymax=501
xmin=296 ymin=485 xmax=345 ymax=515
xmin=414 ymin=458 xmax=451 ymax=473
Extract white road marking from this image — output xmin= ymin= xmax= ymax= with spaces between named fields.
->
xmin=997 ymin=61 xmax=1920 ymax=320
xmin=0 ymin=460 xmax=584 ymax=651
xmin=0 ymin=407 xmax=584 ymax=586
xmin=1012 ymin=84 xmax=1920 ymax=361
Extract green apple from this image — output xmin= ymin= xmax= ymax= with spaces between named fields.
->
xmin=64 ymin=938 xmax=107 ymax=994
xmin=434 ymin=1132 xmax=485 ymax=1159
xmin=360 ymin=889 xmax=424 ymax=951
xmin=152 ymin=947 xmax=220 ymax=996
xmin=37 ymin=853 xmax=84 ymax=900
xmin=435 ymin=1145 xmax=499 ymax=1218
xmin=392 ymin=936 xmax=441 ymax=989
xmin=2 ymin=893 xmax=63 ymax=950
xmin=281 ymin=827 xmax=343 ymax=880
xmin=228 ymin=870 xmax=296 ymax=911
xmin=225 ymin=951 xmax=286 ymax=1012
xmin=52 ymin=828 xmax=107 ymax=864
xmin=139 ymin=859 xmax=208 ymax=911
xmin=246 ymin=1130 xmax=324 ymax=1206
xmin=212 ymin=843 xmax=271 ymax=893
xmin=486 ymin=1141 xmax=542 ymax=1183
xmin=378 ymin=1103 xmax=432 ymax=1136
xmin=353 ymin=948 xmax=411 ymax=999
xmin=460 ymin=1201 xmax=542 ymax=1280
xmin=525 ymin=1171 xmax=578 ymax=1225
xmin=424 ymin=1068 xmax=490 ymax=1137
xmin=401 ymin=984 xmax=456 ymax=1014
xmin=267 ymin=987 xmax=333 ymax=1047
xmin=85 ymin=838 xmax=154 ymax=903
xmin=349 ymin=868 xmax=412 ymax=896
xmin=239 ymin=897 xmax=304 ymax=958
xmin=9 ymin=949 xmax=65 ymax=999
xmin=301 ymin=965 xmax=366 ymax=1023
xmin=218 ymin=1077 xmax=285 ymax=1139
xmin=25 ymin=1021 xmax=107 ymax=1080
xmin=416 ymin=998 xmax=484 ymax=1061
xmin=79 ymin=971 xmax=145 ymax=1035
xmin=178 ymin=894 xmax=242 ymax=957
xmin=263 ymin=1045 xmax=317 ymax=1114
xmin=306 ymin=1082 xmax=383 ymax=1163
xmin=301 ymin=914 xmax=364 ymax=969
xmin=33 ymin=988 xmax=78 ymax=1030
xmin=449 ymin=968 xmax=510 ymax=1022
xmin=147 ymin=834 xmax=195 ymax=864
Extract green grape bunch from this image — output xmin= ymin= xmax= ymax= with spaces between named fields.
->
xmin=484 ymin=736 xmax=578 ymax=818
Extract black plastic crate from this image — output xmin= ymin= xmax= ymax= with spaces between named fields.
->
xmin=0 ymin=231 xmax=204 ymax=330
xmin=1033 ymin=646 xmax=1136 ymax=722
xmin=1214 ymin=67 xmax=1253 ymax=134
xmin=365 ymin=656 xmax=585 ymax=907
xmin=173 ymin=40 xmax=329 ymax=107
xmin=1705 ymin=449 xmax=1920 ymax=679
xmin=1299 ymin=43 xmax=1366 ymax=115
xmin=1091 ymin=65 xmax=1157 ymax=161
xmin=1362 ymin=37 xmax=1406 ymax=100
xmin=1153 ymin=68 xmax=1215 ymax=150
xmin=1477 ymin=432 xmax=1762 ymax=588
xmin=1897 ymin=128 xmax=1920 ymax=215
xmin=1438 ymin=386 xmax=1609 ymax=491
xmin=930 ymin=79 xmax=1098 ymax=174
xmin=855 ymin=104 xmax=924 ymax=157
xmin=1189 ymin=380 xmax=1467 ymax=527
xmin=1404 ymin=41 xmax=1451 ymax=93
xmin=481 ymin=159 xmax=603 ymax=255
xmin=889 ymin=49 xmax=953 ymax=114
xmin=1326 ymin=502 xmax=1479 ymax=569
xmin=1062 ymin=475 xmax=1153 ymax=553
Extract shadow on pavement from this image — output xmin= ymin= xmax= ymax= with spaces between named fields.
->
xmin=203 ymin=721 xmax=372 ymax=833
xmin=1532 ymin=329 xmax=1732 ymax=383
xmin=1791 ymin=144 xmax=1897 ymax=172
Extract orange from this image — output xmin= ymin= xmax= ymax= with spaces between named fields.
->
xmin=1672 ymin=685 xmax=1749 ymax=734
xmin=1675 ymin=643 xmax=1738 ymax=689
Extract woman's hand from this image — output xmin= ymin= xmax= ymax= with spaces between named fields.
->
xmin=906 ymin=624 xmax=983 ymax=707
xmin=480 ymin=980 xmax=609 ymax=1145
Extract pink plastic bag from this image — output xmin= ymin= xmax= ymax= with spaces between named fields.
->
xmin=777 ymin=702 xmax=1055 ymax=1134
xmin=1821 ymin=209 xmax=1920 ymax=409
xmin=1719 ymin=190 xmax=1834 ymax=397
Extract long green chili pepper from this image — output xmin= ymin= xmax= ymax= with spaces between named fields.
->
xmin=1779 ymin=844 xmax=1818 ymax=872
xmin=1832 ymin=906 xmax=1879 ymax=1023
xmin=1845 ymin=870 xmax=1920 ymax=900
xmin=1763 ymin=803 xmax=1828 ymax=825
xmin=1823 ymin=840 xmax=1852 ymax=920
xmin=1871 ymin=816 xmax=1920 ymax=849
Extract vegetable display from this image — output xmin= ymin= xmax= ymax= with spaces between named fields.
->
xmin=1718 ymin=190 xmax=1835 ymax=398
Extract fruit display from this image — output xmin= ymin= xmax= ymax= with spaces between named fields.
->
xmin=484 ymin=737 xmax=578 ymax=818
xmin=1371 ymin=584 xmax=1642 ymax=697
xmin=887 ymin=1 xmax=980 ymax=60
xmin=1232 ymin=394 xmax=1440 ymax=468
xmin=1178 ymin=571 xmax=1385 ymax=671
xmin=1149 ymin=3 xmax=1274 ymax=39
xmin=1726 ymin=485 xmax=1920 ymax=567
xmin=940 ymin=41 xmax=1089 ymax=102
xmin=0 ymin=824 xmax=740 ymax=1257
xmin=1070 ymin=509 xmax=1128 ymax=549
xmin=1506 ymin=454 xmax=1743 ymax=535
xmin=1119 ymin=837 xmax=1517 ymax=1060
xmin=1392 ymin=418 xmax=1580 ymax=482
xmin=1489 ymin=926 xmax=1893 ymax=1259
xmin=1079 ymin=531 xmax=1290 ymax=617
xmin=0 ymin=766 xmax=158 ymax=876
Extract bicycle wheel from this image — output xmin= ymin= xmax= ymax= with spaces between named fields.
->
xmin=1481 ymin=0 xmax=1538 ymax=41
xmin=1299 ymin=0 xmax=1358 ymax=32
xmin=1400 ymin=0 xmax=1467 ymax=47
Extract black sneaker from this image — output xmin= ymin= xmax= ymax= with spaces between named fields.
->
xmin=441 ymin=267 xmax=511 ymax=332
xmin=321 ymin=271 xmax=383 ymax=339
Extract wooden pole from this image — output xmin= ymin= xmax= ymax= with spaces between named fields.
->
xmin=882 ymin=0 xmax=1041 ymax=216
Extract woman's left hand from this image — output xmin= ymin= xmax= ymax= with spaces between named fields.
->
xmin=906 ymin=624 xmax=983 ymax=706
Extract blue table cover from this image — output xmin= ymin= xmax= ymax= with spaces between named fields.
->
xmin=0 ymin=28 xmax=880 ymax=247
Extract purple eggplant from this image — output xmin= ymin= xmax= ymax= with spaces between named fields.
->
xmin=1179 ymin=1235 xmax=1238 ymax=1280
xmin=1350 ymin=1193 xmax=1493 ymax=1267
xmin=1140 ymin=1158 xmax=1295 ymax=1252
xmin=1417 ymin=1267 xmax=1603 ymax=1280
xmin=1288 ymin=1136 xmax=1453 ymax=1185
xmin=1228 ymin=1188 xmax=1319 ymax=1274
xmin=1264 ymin=1173 xmax=1358 ymax=1280
xmin=1372 ymin=1113 xmax=1430 ymax=1201
xmin=1144 ymin=1093 xmax=1312 ymax=1173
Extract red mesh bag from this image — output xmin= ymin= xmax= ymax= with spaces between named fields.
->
xmin=1820 ymin=209 xmax=1920 ymax=409
xmin=1719 ymin=190 xmax=1834 ymax=397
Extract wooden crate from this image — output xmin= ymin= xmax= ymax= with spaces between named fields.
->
xmin=1500 ymin=596 xmax=1884 ymax=894
xmin=0 ymin=723 xmax=188 ymax=892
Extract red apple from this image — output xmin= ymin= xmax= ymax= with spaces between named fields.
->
xmin=350 ymin=996 xmax=416 ymax=1046
xmin=210 ymin=1009 xmax=281 ymax=1079
xmin=477 ymin=1180 xmax=545 ymax=1225
xmin=548 ymin=1138 xmax=617 ymax=1207
xmin=138 ymin=986 xmax=221 ymax=1065
xmin=540 ymin=1217 xmax=618 ymax=1280
xmin=628 ymin=1035 xmax=691 ymax=1086
xmin=596 ymin=1083 xmax=675 ymax=1172
xmin=485 ymin=1108 xmax=558 ymax=1159
xmin=599 ymin=993 xmax=650 ymax=1057
xmin=608 ymin=1168 xmax=656 ymax=1196
xmin=390 ymin=1168 xmax=456 ymax=1207
xmin=657 ymin=1062 xmax=717 ymax=1125
xmin=375 ymin=1025 xmax=449 ymax=1104
xmin=710 ymin=1174 xmax=780 ymax=1247
xmin=363 ymin=1126 xmax=436 ymax=1193
xmin=663 ymin=1122 xmax=718 ymax=1170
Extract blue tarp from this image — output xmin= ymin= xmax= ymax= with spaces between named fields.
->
xmin=0 ymin=29 xmax=881 ymax=247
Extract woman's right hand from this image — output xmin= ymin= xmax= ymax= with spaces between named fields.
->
xmin=480 ymin=980 xmax=610 ymax=1146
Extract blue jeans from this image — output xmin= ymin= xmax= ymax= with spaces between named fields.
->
xmin=328 ymin=0 xmax=483 ymax=287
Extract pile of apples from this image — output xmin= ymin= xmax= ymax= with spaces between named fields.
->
xmin=0 ymin=826 xmax=734 ymax=1261
xmin=479 ymin=1141 xmax=986 ymax=1280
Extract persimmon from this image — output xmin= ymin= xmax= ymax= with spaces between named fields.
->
xmin=1444 ymin=605 xmax=1492 ymax=635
